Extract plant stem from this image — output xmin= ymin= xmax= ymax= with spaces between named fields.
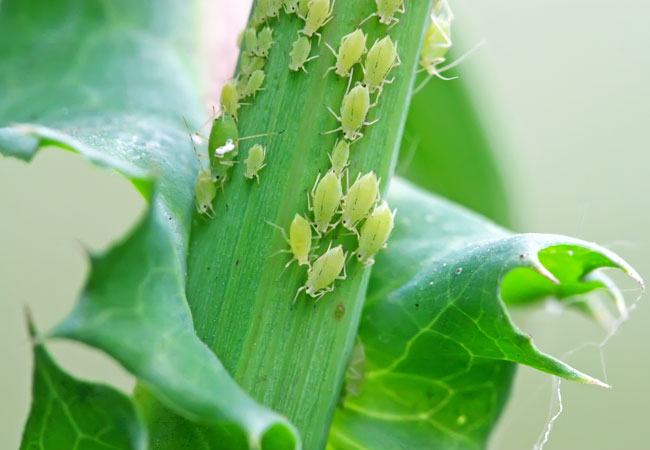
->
xmin=187 ymin=2 xmax=434 ymax=447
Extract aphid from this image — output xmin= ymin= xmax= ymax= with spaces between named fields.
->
xmin=294 ymin=244 xmax=347 ymax=303
xmin=243 ymin=28 xmax=259 ymax=56
xmin=240 ymin=54 xmax=266 ymax=77
xmin=267 ymin=213 xmax=313 ymax=268
xmin=208 ymin=114 xmax=239 ymax=169
xmin=362 ymin=36 xmax=401 ymax=93
xmin=220 ymin=79 xmax=241 ymax=120
xmin=309 ymin=171 xmax=343 ymax=235
xmin=284 ymin=0 xmax=299 ymax=14
xmin=323 ymin=28 xmax=367 ymax=78
xmin=300 ymin=0 xmax=334 ymax=43
xmin=355 ymin=201 xmax=396 ymax=266
xmin=244 ymin=144 xmax=267 ymax=182
xmin=239 ymin=69 xmax=266 ymax=99
xmin=360 ymin=0 xmax=405 ymax=28
xmin=266 ymin=0 xmax=282 ymax=18
xmin=257 ymin=27 xmax=274 ymax=57
xmin=194 ymin=169 xmax=217 ymax=217
xmin=340 ymin=171 xmax=380 ymax=232
xmin=289 ymin=36 xmax=318 ymax=73
xmin=184 ymin=118 xmax=217 ymax=217
xmin=325 ymin=83 xmax=378 ymax=142
xmin=419 ymin=3 xmax=453 ymax=78
xmin=298 ymin=0 xmax=310 ymax=17
xmin=328 ymin=140 xmax=349 ymax=177
xmin=252 ymin=1 xmax=269 ymax=27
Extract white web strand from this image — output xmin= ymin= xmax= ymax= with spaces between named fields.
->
xmin=531 ymin=286 xmax=644 ymax=450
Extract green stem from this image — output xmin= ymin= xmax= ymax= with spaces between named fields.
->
xmin=187 ymin=2 xmax=434 ymax=448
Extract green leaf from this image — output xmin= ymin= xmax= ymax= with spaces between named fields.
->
xmin=21 ymin=316 xmax=147 ymax=450
xmin=399 ymin=57 xmax=511 ymax=226
xmin=0 ymin=0 xmax=299 ymax=447
xmin=329 ymin=179 xmax=642 ymax=449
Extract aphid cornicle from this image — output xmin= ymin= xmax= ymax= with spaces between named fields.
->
xmin=309 ymin=171 xmax=343 ymax=236
xmin=356 ymin=201 xmax=396 ymax=266
xmin=324 ymin=29 xmax=367 ymax=78
xmin=326 ymin=83 xmax=378 ymax=142
xmin=360 ymin=0 xmax=405 ymax=28
xmin=289 ymin=36 xmax=318 ymax=73
xmin=340 ymin=171 xmax=380 ymax=232
xmin=244 ymin=144 xmax=267 ymax=182
xmin=328 ymin=140 xmax=349 ymax=177
xmin=284 ymin=0 xmax=299 ymax=14
xmin=294 ymin=244 xmax=347 ymax=303
xmin=300 ymin=0 xmax=334 ymax=43
xmin=221 ymin=79 xmax=241 ymax=119
xmin=362 ymin=36 xmax=401 ymax=93
xmin=267 ymin=213 xmax=313 ymax=268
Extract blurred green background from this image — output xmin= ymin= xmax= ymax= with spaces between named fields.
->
xmin=1 ymin=1 xmax=648 ymax=448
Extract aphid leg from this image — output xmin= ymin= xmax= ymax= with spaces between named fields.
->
xmin=365 ymin=117 xmax=380 ymax=127
xmin=324 ymin=41 xmax=338 ymax=57
xmin=326 ymin=106 xmax=342 ymax=122
xmin=387 ymin=17 xmax=400 ymax=31
xmin=266 ymin=220 xmax=290 ymax=243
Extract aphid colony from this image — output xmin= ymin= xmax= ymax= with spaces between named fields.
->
xmin=273 ymin=1 xmax=403 ymax=303
xmin=191 ymin=0 xmax=404 ymax=303
xmin=271 ymin=160 xmax=395 ymax=303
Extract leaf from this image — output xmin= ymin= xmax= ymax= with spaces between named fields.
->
xmin=0 ymin=0 xmax=299 ymax=448
xmin=328 ymin=179 xmax=642 ymax=449
xmin=21 ymin=316 xmax=147 ymax=450
xmin=399 ymin=55 xmax=511 ymax=226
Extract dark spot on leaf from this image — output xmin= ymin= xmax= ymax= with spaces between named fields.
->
xmin=415 ymin=304 xmax=419 ymax=308
xmin=334 ymin=303 xmax=345 ymax=319
xmin=519 ymin=253 xmax=525 ymax=259
xmin=235 ymin=259 xmax=240 ymax=266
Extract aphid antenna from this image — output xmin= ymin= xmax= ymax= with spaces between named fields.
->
xmin=435 ymin=39 xmax=486 ymax=74
xmin=293 ymin=286 xmax=306 ymax=304
xmin=237 ymin=129 xmax=285 ymax=141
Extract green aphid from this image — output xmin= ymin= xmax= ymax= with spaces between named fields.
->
xmin=284 ymin=0 xmax=299 ymax=14
xmin=240 ymin=54 xmax=266 ymax=77
xmin=257 ymin=26 xmax=274 ymax=57
xmin=309 ymin=170 xmax=343 ymax=236
xmin=298 ymin=0 xmax=310 ymax=17
xmin=252 ymin=1 xmax=269 ymax=27
xmin=266 ymin=0 xmax=282 ymax=18
xmin=194 ymin=168 xmax=217 ymax=217
xmin=289 ymin=36 xmax=318 ymax=73
xmin=355 ymin=201 xmax=395 ymax=266
xmin=244 ymin=27 xmax=259 ymax=56
xmin=239 ymin=69 xmax=266 ymax=99
xmin=326 ymin=83 xmax=378 ymax=142
xmin=294 ymin=244 xmax=347 ymax=303
xmin=362 ymin=36 xmax=401 ymax=93
xmin=324 ymin=28 xmax=367 ymax=78
xmin=300 ymin=0 xmax=334 ymax=43
xmin=360 ymin=0 xmax=405 ymax=29
xmin=221 ymin=79 xmax=241 ymax=120
xmin=328 ymin=140 xmax=349 ymax=177
xmin=340 ymin=171 xmax=380 ymax=232
xmin=244 ymin=144 xmax=267 ymax=182
xmin=208 ymin=114 xmax=239 ymax=170
xmin=267 ymin=213 xmax=313 ymax=268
